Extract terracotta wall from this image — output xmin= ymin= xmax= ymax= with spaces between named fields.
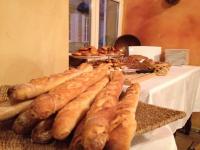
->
xmin=0 ymin=0 xmax=68 ymax=85
xmin=123 ymin=0 xmax=200 ymax=65
xmin=123 ymin=0 xmax=200 ymax=129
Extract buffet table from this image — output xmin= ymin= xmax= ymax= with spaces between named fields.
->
xmin=139 ymin=65 xmax=200 ymax=132
xmin=130 ymin=65 xmax=200 ymax=150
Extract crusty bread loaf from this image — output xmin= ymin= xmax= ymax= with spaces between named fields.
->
xmin=31 ymin=64 xmax=109 ymax=120
xmin=12 ymin=109 xmax=40 ymax=134
xmin=0 ymin=100 xmax=33 ymax=121
xmin=105 ymin=83 xmax=140 ymax=150
xmin=12 ymin=64 xmax=109 ymax=134
xmin=81 ymin=71 xmax=125 ymax=150
xmin=8 ymin=63 xmax=93 ymax=100
xmin=69 ymin=118 xmax=86 ymax=150
xmin=31 ymin=115 xmax=55 ymax=144
xmin=52 ymin=77 xmax=109 ymax=140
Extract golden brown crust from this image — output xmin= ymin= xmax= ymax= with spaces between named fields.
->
xmin=52 ymin=77 xmax=109 ymax=140
xmin=81 ymin=71 xmax=125 ymax=150
xmin=105 ymin=118 xmax=137 ymax=150
xmin=69 ymin=118 xmax=86 ymax=150
xmin=31 ymin=115 xmax=55 ymax=144
xmin=12 ymin=64 xmax=109 ymax=135
xmin=30 ymin=64 xmax=110 ymax=120
xmin=8 ymin=63 xmax=93 ymax=101
xmin=12 ymin=109 xmax=40 ymax=134
xmin=105 ymin=83 xmax=140 ymax=150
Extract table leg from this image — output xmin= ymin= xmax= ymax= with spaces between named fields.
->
xmin=179 ymin=115 xmax=192 ymax=135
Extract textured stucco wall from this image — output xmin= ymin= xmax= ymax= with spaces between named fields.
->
xmin=0 ymin=0 xmax=68 ymax=85
xmin=123 ymin=0 xmax=200 ymax=65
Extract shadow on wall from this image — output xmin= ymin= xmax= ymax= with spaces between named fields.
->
xmin=1 ymin=56 xmax=44 ymax=85
xmin=123 ymin=0 xmax=200 ymax=65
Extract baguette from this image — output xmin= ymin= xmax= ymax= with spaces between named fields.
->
xmin=8 ymin=63 xmax=93 ymax=100
xmin=82 ymin=71 xmax=125 ymax=150
xmin=31 ymin=63 xmax=109 ymax=120
xmin=31 ymin=115 xmax=55 ymax=143
xmin=12 ymin=109 xmax=40 ymax=134
xmin=52 ymin=77 xmax=109 ymax=140
xmin=0 ymin=100 xmax=33 ymax=121
xmin=105 ymin=83 xmax=140 ymax=150
xmin=12 ymin=64 xmax=109 ymax=134
xmin=69 ymin=118 xmax=86 ymax=150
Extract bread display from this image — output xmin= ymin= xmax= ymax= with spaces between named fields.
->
xmin=52 ymin=77 xmax=109 ymax=140
xmin=8 ymin=63 xmax=93 ymax=101
xmin=0 ymin=63 xmax=144 ymax=150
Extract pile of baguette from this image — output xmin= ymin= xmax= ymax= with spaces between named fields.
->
xmin=0 ymin=63 xmax=140 ymax=150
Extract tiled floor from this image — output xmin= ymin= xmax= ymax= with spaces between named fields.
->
xmin=175 ymin=129 xmax=200 ymax=150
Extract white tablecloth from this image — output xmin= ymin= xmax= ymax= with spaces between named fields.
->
xmin=132 ymin=126 xmax=177 ymax=150
xmin=140 ymin=65 xmax=200 ymax=132
xmin=130 ymin=65 xmax=200 ymax=150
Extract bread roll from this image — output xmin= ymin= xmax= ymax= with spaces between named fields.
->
xmin=82 ymin=71 xmax=125 ymax=150
xmin=105 ymin=83 xmax=140 ymax=150
xmin=52 ymin=77 xmax=109 ymax=140
xmin=8 ymin=63 xmax=93 ymax=100
xmin=0 ymin=100 xmax=33 ymax=121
